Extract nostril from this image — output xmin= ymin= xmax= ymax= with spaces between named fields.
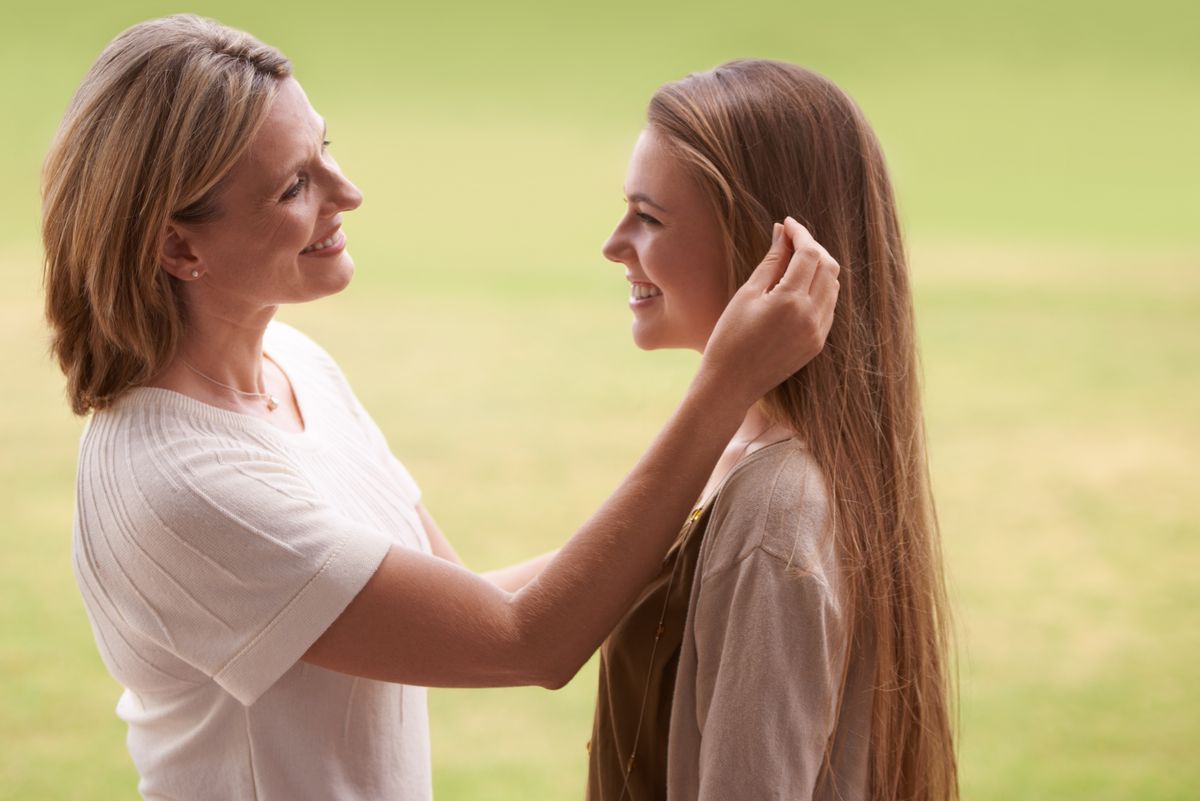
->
xmin=601 ymin=237 xmax=624 ymax=263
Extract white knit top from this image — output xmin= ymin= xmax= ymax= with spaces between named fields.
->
xmin=72 ymin=322 xmax=432 ymax=801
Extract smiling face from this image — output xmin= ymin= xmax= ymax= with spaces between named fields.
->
xmin=602 ymin=128 xmax=730 ymax=352
xmin=166 ymin=77 xmax=363 ymax=315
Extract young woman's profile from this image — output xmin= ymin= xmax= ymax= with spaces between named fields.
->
xmin=587 ymin=59 xmax=958 ymax=801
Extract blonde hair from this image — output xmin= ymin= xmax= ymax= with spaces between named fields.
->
xmin=42 ymin=14 xmax=291 ymax=415
xmin=649 ymin=60 xmax=958 ymax=800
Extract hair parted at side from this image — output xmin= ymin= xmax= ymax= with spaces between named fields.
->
xmin=649 ymin=60 xmax=959 ymax=800
xmin=42 ymin=14 xmax=291 ymax=415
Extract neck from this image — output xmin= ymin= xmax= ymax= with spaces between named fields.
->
xmin=157 ymin=302 xmax=278 ymax=399
xmin=695 ymin=401 xmax=795 ymax=507
xmin=733 ymin=402 xmax=788 ymax=449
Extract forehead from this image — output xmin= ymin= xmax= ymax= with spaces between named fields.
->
xmin=625 ymin=128 xmax=705 ymax=210
xmin=231 ymin=77 xmax=321 ymax=187
xmin=626 ymin=128 xmax=675 ymax=187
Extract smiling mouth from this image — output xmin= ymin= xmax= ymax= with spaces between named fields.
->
xmin=630 ymin=282 xmax=663 ymax=301
xmin=301 ymin=229 xmax=342 ymax=254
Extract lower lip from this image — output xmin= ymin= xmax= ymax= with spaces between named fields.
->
xmin=300 ymin=230 xmax=347 ymax=257
xmin=629 ymin=292 xmax=663 ymax=309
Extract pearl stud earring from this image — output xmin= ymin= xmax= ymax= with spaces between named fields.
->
xmin=190 ymin=270 xmax=200 ymax=278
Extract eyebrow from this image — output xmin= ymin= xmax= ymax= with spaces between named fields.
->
xmin=273 ymin=120 xmax=328 ymax=190
xmin=626 ymin=192 xmax=669 ymax=213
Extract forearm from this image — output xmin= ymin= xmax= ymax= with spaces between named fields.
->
xmin=303 ymin=371 xmax=748 ymax=690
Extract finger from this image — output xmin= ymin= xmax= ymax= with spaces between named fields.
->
xmin=809 ymin=267 xmax=841 ymax=334
xmin=743 ymin=223 xmax=793 ymax=293
xmin=824 ymin=254 xmax=841 ymax=281
xmin=774 ymin=218 xmax=824 ymax=292
xmin=813 ymin=251 xmax=841 ymax=295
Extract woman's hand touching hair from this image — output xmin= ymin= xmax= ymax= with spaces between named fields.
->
xmin=699 ymin=217 xmax=841 ymax=409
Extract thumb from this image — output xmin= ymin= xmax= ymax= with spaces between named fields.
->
xmin=743 ymin=223 xmax=792 ymax=293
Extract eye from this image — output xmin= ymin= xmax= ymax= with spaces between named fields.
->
xmin=322 ymin=139 xmax=331 ymax=150
xmin=281 ymin=176 xmax=307 ymax=201
xmin=636 ymin=211 xmax=662 ymax=226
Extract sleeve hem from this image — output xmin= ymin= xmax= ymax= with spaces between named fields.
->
xmin=215 ymin=527 xmax=394 ymax=706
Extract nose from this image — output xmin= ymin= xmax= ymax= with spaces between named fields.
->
xmin=602 ymin=219 xmax=631 ymax=265
xmin=334 ymin=173 xmax=363 ymax=214
xmin=323 ymin=157 xmax=363 ymax=215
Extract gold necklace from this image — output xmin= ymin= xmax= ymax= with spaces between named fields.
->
xmin=181 ymin=358 xmax=280 ymax=412
xmin=614 ymin=421 xmax=777 ymax=801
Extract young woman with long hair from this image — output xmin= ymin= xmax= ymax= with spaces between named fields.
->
xmin=588 ymin=60 xmax=957 ymax=801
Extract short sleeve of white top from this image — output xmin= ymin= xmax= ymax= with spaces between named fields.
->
xmin=72 ymin=322 xmax=432 ymax=801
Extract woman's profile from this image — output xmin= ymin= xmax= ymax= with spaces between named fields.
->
xmin=588 ymin=60 xmax=957 ymax=801
xmin=42 ymin=17 xmax=839 ymax=800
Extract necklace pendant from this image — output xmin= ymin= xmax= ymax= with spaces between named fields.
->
xmin=266 ymin=395 xmax=279 ymax=412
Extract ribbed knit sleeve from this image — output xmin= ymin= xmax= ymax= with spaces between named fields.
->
xmin=74 ymin=400 xmax=394 ymax=707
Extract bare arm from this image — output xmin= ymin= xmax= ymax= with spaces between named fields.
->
xmin=304 ymin=219 xmax=840 ymax=689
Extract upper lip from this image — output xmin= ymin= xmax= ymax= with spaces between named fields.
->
xmin=303 ymin=221 xmax=342 ymax=250
xmin=626 ymin=274 xmax=656 ymax=286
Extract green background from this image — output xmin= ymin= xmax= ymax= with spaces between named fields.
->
xmin=2 ymin=1 xmax=1197 ymax=799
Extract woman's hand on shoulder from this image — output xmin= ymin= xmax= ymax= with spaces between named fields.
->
xmin=700 ymin=218 xmax=840 ymax=407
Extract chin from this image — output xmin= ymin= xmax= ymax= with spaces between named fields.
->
xmin=319 ymin=254 xmax=356 ymax=295
xmin=290 ymin=256 xmax=355 ymax=304
xmin=631 ymin=323 xmax=664 ymax=351
xmin=331 ymin=258 xmax=356 ymax=292
xmin=631 ymin=323 xmax=699 ymax=352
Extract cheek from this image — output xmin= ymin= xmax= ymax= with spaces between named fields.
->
xmin=667 ymin=246 xmax=728 ymax=315
xmin=266 ymin=206 xmax=314 ymax=252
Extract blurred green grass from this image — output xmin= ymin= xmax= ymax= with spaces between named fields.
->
xmin=2 ymin=1 xmax=1197 ymax=799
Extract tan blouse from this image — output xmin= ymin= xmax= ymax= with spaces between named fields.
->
xmin=587 ymin=439 xmax=874 ymax=801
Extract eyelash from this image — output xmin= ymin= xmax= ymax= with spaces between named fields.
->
xmin=281 ymin=177 xmax=306 ymax=201
xmin=280 ymin=140 xmax=332 ymax=201
xmin=636 ymin=211 xmax=662 ymax=226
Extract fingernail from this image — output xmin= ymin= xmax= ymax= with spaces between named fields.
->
xmin=785 ymin=215 xmax=796 ymax=226
xmin=772 ymin=223 xmax=783 ymax=245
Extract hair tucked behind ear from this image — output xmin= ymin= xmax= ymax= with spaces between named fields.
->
xmin=42 ymin=14 xmax=291 ymax=415
xmin=649 ymin=60 xmax=958 ymax=801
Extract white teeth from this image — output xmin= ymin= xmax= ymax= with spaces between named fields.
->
xmin=630 ymin=283 xmax=662 ymax=300
xmin=302 ymin=233 xmax=339 ymax=254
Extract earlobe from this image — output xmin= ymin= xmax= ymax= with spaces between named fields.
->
xmin=160 ymin=224 xmax=204 ymax=281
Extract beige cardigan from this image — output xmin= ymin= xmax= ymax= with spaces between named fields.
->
xmin=666 ymin=439 xmax=874 ymax=800
xmin=588 ymin=439 xmax=874 ymax=800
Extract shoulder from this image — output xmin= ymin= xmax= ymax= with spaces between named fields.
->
xmin=266 ymin=320 xmax=373 ymax=417
xmin=701 ymin=439 xmax=834 ymax=582
xmin=79 ymin=396 xmax=321 ymax=532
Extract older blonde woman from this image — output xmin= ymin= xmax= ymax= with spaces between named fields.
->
xmin=42 ymin=15 xmax=840 ymax=801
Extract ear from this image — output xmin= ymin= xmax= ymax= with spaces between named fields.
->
xmin=159 ymin=223 xmax=204 ymax=281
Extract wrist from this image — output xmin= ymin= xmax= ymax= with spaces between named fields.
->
xmin=684 ymin=363 xmax=754 ymax=430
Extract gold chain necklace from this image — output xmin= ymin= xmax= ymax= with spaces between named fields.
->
xmin=180 ymin=358 xmax=280 ymax=412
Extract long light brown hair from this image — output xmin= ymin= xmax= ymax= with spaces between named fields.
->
xmin=42 ymin=15 xmax=290 ymax=415
xmin=649 ymin=60 xmax=958 ymax=800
